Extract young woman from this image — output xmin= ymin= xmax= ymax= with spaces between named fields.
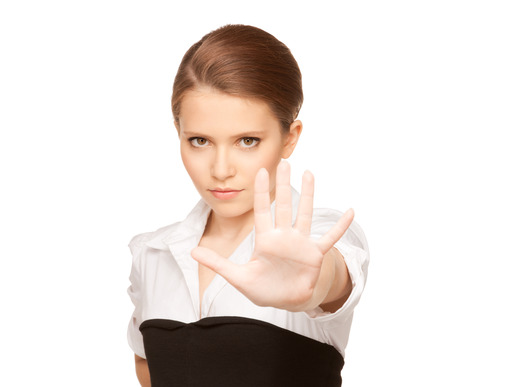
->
xmin=127 ymin=24 xmax=369 ymax=386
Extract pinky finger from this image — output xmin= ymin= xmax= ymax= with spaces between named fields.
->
xmin=316 ymin=208 xmax=355 ymax=254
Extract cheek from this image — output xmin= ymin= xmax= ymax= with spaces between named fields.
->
xmin=241 ymin=150 xmax=281 ymax=177
xmin=180 ymin=147 xmax=203 ymax=182
xmin=254 ymin=148 xmax=283 ymax=187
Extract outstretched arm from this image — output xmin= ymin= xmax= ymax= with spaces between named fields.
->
xmin=316 ymin=246 xmax=353 ymax=313
xmin=191 ymin=160 xmax=354 ymax=313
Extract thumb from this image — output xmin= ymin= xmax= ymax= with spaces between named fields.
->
xmin=191 ymin=246 xmax=241 ymax=284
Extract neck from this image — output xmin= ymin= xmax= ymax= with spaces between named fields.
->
xmin=204 ymin=208 xmax=255 ymax=241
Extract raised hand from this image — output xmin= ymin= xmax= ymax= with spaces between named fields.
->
xmin=191 ymin=160 xmax=354 ymax=312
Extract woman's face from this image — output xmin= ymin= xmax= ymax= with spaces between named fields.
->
xmin=177 ymin=88 xmax=300 ymax=222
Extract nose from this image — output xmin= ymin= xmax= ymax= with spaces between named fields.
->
xmin=210 ymin=147 xmax=236 ymax=181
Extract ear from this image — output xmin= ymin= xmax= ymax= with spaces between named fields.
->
xmin=281 ymin=120 xmax=303 ymax=159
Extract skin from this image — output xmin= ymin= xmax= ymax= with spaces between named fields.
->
xmin=192 ymin=161 xmax=354 ymax=312
xmin=178 ymin=87 xmax=293 ymax=234
xmin=134 ymin=87 xmax=354 ymax=385
xmin=135 ymin=355 xmax=150 ymax=387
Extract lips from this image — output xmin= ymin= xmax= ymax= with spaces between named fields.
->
xmin=210 ymin=188 xmax=242 ymax=192
xmin=209 ymin=188 xmax=243 ymax=200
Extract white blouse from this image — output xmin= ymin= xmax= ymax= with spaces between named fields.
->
xmin=127 ymin=187 xmax=369 ymax=360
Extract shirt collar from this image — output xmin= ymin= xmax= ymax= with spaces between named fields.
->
xmin=144 ymin=186 xmax=301 ymax=251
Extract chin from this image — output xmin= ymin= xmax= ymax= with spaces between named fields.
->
xmin=214 ymin=208 xmax=251 ymax=220
xmin=203 ymin=196 xmax=253 ymax=219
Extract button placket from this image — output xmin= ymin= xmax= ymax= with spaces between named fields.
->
xmin=201 ymin=274 xmax=226 ymax=318
xmin=167 ymin=240 xmax=201 ymax=319
xmin=200 ymin=230 xmax=256 ymax=318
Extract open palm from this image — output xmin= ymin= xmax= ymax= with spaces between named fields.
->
xmin=191 ymin=161 xmax=354 ymax=312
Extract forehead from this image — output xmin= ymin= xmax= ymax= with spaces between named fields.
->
xmin=178 ymin=89 xmax=281 ymax=136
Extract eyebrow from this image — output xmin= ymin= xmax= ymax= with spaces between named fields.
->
xmin=181 ymin=130 xmax=266 ymax=138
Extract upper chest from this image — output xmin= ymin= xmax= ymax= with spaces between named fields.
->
xmin=140 ymin=231 xmax=255 ymax=319
xmin=197 ymin=233 xmax=250 ymax=304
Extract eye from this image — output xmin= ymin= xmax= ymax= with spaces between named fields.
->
xmin=189 ymin=137 xmax=209 ymax=147
xmin=239 ymin=137 xmax=260 ymax=148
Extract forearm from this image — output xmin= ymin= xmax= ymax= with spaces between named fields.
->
xmin=135 ymin=355 xmax=151 ymax=387
xmin=311 ymin=247 xmax=352 ymax=313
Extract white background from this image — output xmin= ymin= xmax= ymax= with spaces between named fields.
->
xmin=1 ymin=1 xmax=515 ymax=385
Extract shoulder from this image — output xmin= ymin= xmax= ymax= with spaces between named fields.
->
xmin=128 ymin=232 xmax=153 ymax=250
xmin=128 ymin=222 xmax=180 ymax=253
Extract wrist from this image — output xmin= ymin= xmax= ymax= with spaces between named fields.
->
xmin=299 ymin=250 xmax=336 ymax=312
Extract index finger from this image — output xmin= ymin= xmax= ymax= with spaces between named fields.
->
xmin=254 ymin=168 xmax=273 ymax=234
xmin=274 ymin=160 xmax=292 ymax=229
xmin=293 ymin=170 xmax=314 ymax=235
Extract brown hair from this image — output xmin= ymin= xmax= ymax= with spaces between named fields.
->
xmin=172 ymin=24 xmax=303 ymax=133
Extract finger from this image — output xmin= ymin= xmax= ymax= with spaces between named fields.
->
xmin=191 ymin=246 xmax=244 ymax=287
xmin=254 ymin=168 xmax=273 ymax=234
xmin=316 ymin=208 xmax=355 ymax=254
xmin=294 ymin=170 xmax=314 ymax=235
xmin=274 ymin=160 xmax=292 ymax=229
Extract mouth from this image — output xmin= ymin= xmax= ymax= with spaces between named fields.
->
xmin=209 ymin=188 xmax=243 ymax=200
xmin=210 ymin=187 xmax=242 ymax=192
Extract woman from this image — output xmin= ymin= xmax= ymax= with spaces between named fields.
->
xmin=127 ymin=24 xmax=369 ymax=386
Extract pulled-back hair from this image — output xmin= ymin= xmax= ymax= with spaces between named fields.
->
xmin=172 ymin=24 xmax=303 ymax=133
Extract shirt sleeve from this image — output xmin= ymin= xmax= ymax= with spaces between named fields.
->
xmin=127 ymin=233 xmax=148 ymax=359
xmin=303 ymin=208 xmax=370 ymax=327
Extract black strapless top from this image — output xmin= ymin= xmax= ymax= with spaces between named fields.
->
xmin=139 ymin=316 xmax=344 ymax=386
